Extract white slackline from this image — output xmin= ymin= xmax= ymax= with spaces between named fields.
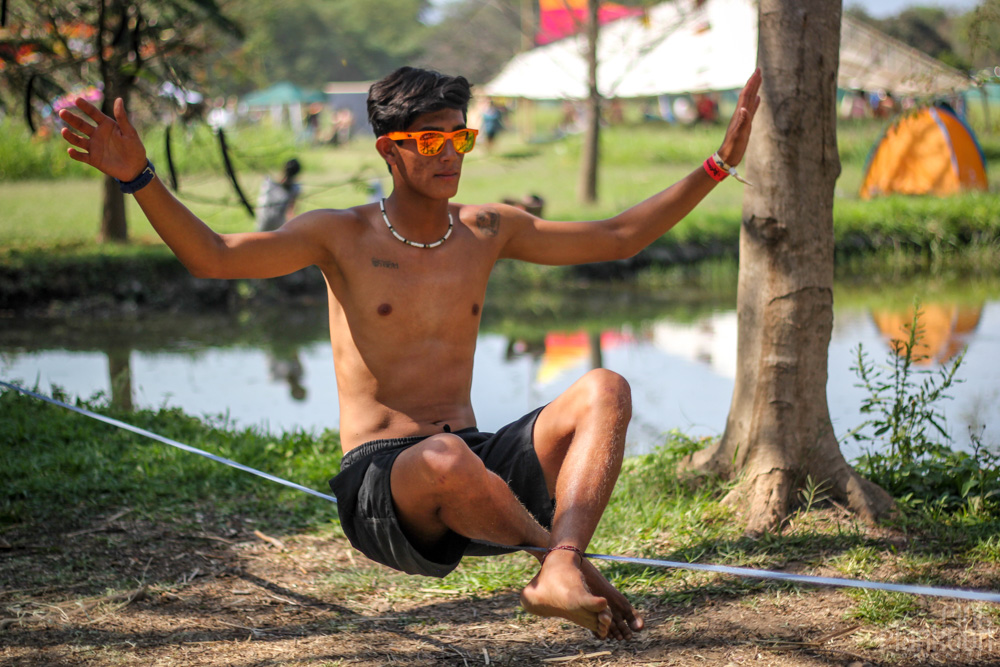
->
xmin=4 ymin=379 xmax=999 ymax=604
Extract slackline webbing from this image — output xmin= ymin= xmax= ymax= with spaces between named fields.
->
xmin=0 ymin=380 xmax=336 ymax=503
xmin=4 ymin=378 xmax=1000 ymax=604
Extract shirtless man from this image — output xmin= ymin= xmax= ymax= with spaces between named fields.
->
xmin=59 ymin=66 xmax=761 ymax=641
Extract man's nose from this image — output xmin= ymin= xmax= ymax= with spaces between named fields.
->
xmin=439 ymin=138 xmax=460 ymax=159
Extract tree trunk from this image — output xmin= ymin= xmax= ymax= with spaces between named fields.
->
xmin=97 ymin=0 xmax=133 ymax=243
xmin=577 ymin=0 xmax=600 ymax=203
xmin=684 ymin=0 xmax=893 ymax=535
xmin=100 ymin=172 xmax=129 ymax=243
xmin=520 ymin=0 xmax=536 ymax=52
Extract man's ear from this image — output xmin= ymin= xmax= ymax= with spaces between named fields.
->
xmin=375 ymin=136 xmax=399 ymax=171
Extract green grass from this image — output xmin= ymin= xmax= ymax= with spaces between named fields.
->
xmin=0 ymin=386 xmax=342 ymax=531
xmin=4 ymin=387 xmax=1000 ymax=636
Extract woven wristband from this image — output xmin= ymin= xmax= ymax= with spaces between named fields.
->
xmin=703 ymin=155 xmax=728 ymax=182
xmin=116 ymin=159 xmax=156 ymax=194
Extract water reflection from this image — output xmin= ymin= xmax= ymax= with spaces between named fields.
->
xmin=508 ymin=331 xmax=631 ymax=385
xmin=2 ymin=291 xmax=997 ymax=459
xmin=871 ymin=303 xmax=983 ymax=365
xmin=108 ymin=347 xmax=133 ymax=411
xmin=268 ymin=351 xmax=307 ymax=401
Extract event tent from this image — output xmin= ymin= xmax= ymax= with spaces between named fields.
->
xmin=484 ymin=0 xmax=973 ymax=100
xmin=859 ymin=104 xmax=988 ymax=199
xmin=242 ymin=81 xmax=326 ymax=132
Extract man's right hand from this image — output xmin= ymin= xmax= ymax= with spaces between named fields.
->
xmin=59 ymin=97 xmax=148 ymax=182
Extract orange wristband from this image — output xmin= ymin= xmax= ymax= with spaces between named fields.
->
xmin=703 ymin=155 xmax=728 ymax=182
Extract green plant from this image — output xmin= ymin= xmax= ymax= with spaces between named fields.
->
xmin=850 ymin=305 xmax=964 ymax=464
xmin=847 ymin=306 xmax=1000 ymax=512
xmin=798 ymin=474 xmax=832 ymax=514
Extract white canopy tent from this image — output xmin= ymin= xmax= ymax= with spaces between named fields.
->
xmin=484 ymin=0 xmax=973 ymax=100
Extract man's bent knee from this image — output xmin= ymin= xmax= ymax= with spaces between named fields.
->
xmin=577 ymin=368 xmax=632 ymax=416
xmin=398 ymin=434 xmax=487 ymax=499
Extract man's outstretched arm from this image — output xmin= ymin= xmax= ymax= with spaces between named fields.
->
xmin=499 ymin=69 xmax=762 ymax=266
xmin=59 ymin=97 xmax=331 ymax=279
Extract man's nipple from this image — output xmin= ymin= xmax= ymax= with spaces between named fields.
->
xmin=377 ymin=303 xmax=392 ymax=316
xmin=472 ymin=303 xmax=480 ymax=316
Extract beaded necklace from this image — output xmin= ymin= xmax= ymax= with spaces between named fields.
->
xmin=379 ymin=198 xmax=453 ymax=249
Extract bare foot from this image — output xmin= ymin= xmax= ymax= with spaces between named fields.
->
xmin=579 ymin=557 xmax=644 ymax=640
xmin=520 ymin=549 xmax=613 ymax=638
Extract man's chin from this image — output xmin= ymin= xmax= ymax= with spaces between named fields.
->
xmin=431 ymin=179 xmax=461 ymax=199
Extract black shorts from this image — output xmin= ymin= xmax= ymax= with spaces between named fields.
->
xmin=328 ymin=407 xmax=553 ymax=578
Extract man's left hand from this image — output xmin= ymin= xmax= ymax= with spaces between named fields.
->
xmin=716 ymin=68 xmax=762 ymax=166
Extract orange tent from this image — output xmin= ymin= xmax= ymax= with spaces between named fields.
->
xmin=859 ymin=104 xmax=988 ymax=199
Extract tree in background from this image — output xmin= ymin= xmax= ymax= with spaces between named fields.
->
xmin=1 ymin=0 xmax=241 ymax=242
xmin=226 ymin=0 xmax=430 ymax=92
xmin=418 ymin=0 xmax=525 ymax=85
xmin=879 ymin=7 xmax=972 ymax=71
xmin=578 ymin=0 xmax=600 ymax=203
xmin=844 ymin=2 xmax=997 ymax=73
xmin=965 ymin=0 xmax=1000 ymax=72
xmin=686 ymin=0 xmax=894 ymax=535
xmin=573 ymin=0 xmax=659 ymax=203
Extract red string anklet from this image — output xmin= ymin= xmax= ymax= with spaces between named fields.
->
xmin=543 ymin=545 xmax=586 ymax=565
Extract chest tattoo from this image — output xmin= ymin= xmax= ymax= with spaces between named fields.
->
xmin=476 ymin=209 xmax=500 ymax=237
xmin=371 ymin=258 xmax=399 ymax=269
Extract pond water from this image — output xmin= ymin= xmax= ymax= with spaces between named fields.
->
xmin=3 ymin=282 xmax=998 ymax=461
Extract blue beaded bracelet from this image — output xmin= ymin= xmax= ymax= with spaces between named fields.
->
xmin=116 ymin=159 xmax=156 ymax=194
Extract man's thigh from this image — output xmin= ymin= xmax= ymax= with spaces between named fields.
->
xmin=389 ymin=434 xmax=470 ymax=549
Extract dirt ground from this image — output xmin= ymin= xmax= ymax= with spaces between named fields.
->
xmin=3 ymin=512 xmax=1000 ymax=667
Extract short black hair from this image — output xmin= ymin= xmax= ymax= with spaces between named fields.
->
xmin=368 ymin=67 xmax=472 ymax=137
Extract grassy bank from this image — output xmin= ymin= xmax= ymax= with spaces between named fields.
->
xmin=0 ymin=387 xmax=342 ymax=531
xmin=2 ymin=116 xmax=998 ymax=258
xmin=4 ymin=119 xmax=999 ymax=313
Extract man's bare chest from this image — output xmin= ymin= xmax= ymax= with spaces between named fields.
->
xmin=328 ymin=238 xmax=495 ymax=339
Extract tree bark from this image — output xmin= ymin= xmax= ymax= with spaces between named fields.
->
xmin=684 ymin=0 xmax=893 ymax=535
xmin=97 ymin=0 xmax=133 ymax=243
xmin=577 ymin=0 xmax=600 ymax=203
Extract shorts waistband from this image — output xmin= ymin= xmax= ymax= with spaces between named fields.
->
xmin=341 ymin=436 xmax=426 ymax=470
xmin=341 ymin=427 xmax=481 ymax=470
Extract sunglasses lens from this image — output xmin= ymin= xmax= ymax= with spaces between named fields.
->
xmin=453 ymin=130 xmax=476 ymax=154
xmin=417 ymin=132 xmax=446 ymax=155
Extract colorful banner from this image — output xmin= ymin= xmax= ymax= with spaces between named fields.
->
xmin=536 ymin=0 xmax=644 ymax=45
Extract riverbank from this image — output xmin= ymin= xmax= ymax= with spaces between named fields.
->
xmin=3 ymin=211 xmax=1000 ymax=316
xmin=3 ymin=388 xmax=1000 ymax=665
xmin=4 ymin=114 xmax=999 ymax=314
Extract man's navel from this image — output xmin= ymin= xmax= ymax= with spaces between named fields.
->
xmin=377 ymin=303 xmax=392 ymax=316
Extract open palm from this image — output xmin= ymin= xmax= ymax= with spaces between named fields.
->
xmin=717 ymin=68 xmax=762 ymax=167
xmin=59 ymin=97 xmax=148 ymax=182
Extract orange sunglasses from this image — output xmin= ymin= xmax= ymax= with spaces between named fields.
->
xmin=382 ymin=128 xmax=479 ymax=156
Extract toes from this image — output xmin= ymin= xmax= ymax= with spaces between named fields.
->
xmin=629 ymin=613 xmax=645 ymax=632
xmin=597 ymin=609 xmax=613 ymax=640
xmin=614 ymin=616 xmax=633 ymax=641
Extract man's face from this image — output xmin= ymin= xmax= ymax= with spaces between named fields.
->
xmin=381 ymin=107 xmax=468 ymax=200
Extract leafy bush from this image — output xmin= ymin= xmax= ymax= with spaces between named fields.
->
xmin=0 ymin=119 xmax=98 ymax=180
xmin=848 ymin=307 xmax=1000 ymax=512
xmin=0 ymin=117 xmax=298 ymax=182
